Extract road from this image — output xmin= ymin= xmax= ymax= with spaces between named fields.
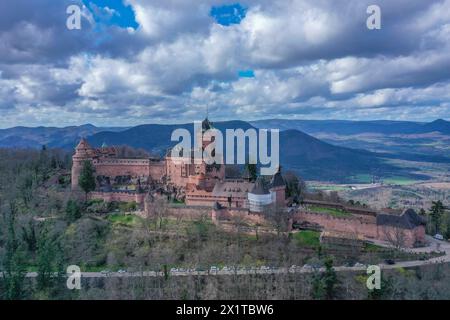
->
xmin=3 ymin=236 xmax=446 ymax=279
xmin=19 ymin=237 xmax=450 ymax=278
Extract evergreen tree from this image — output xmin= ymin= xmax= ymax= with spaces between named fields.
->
xmin=1 ymin=202 xmax=26 ymax=300
xmin=78 ymin=160 xmax=96 ymax=201
xmin=65 ymin=200 xmax=81 ymax=222
xmin=430 ymin=201 xmax=444 ymax=234
xmin=310 ymin=257 xmax=339 ymax=300
xmin=310 ymin=271 xmax=325 ymax=299
xmin=21 ymin=220 xmax=37 ymax=252
xmin=368 ymin=275 xmax=393 ymax=300
xmin=322 ymin=258 xmax=339 ymax=299
xmin=244 ymin=163 xmax=257 ymax=182
xmin=36 ymin=226 xmax=61 ymax=292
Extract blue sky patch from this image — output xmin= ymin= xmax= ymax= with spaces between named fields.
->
xmin=83 ymin=0 xmax=139 ymax=29
xmin=210 ymin=3 xmax=247 ymax=26
xmin=238 ymin=70 xmax=255 ymax=78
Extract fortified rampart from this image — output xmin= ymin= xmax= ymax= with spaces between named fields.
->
xmin=294 ymin=210 xmax=425 ymax=248
xmin=93 ymin=158 xmax=165 ymax=179
xmin=89 ymin=191 xmax=146 ymax=204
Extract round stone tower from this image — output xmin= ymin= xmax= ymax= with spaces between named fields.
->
xmin=248 ymin=177 xmax=272 ymax=212
xmin=71 ymin=138 xmax=94 ymax=191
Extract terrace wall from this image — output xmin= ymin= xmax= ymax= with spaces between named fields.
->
xmin=89 ymin=191 xmax=146 ymax=204
xmin=294 ymin=211 xmax=379 ymax=239
xmin=93 ymin=159 xmax=165 ymax=180
xmin=295 ymin=210 xmax=425 ymax=248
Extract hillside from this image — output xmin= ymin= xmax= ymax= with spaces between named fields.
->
xmin=251 ymin=119 xmax=450 ymax=163
xmin=86 ymin=121 xmax=413 ymax=182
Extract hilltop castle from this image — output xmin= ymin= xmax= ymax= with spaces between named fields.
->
xmin=71 ymin=118 xmax=286 ymax=211
xmin=71 ymin=117 xmax=426 ymax=248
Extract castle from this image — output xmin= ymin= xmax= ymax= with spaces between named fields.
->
xmin=71 ymin=118 xmax=286 ymax=211
xmin=71 ymin=117 xmax=426 ymax=248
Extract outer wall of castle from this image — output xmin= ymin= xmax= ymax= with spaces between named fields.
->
xmin=292 ymin=211 xmax=425 ymax=248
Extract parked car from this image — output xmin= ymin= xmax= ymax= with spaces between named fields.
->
xmin=260 ymin=266 xmax=270 ymax=272
xmin=117 ymin=269 xmax=127 ymax=274
xmin=434 ymin=234 xmax=444 ymax=241
xmin=209 ymin=266 xmax=219 ymax=273
xmin=385 ymin=259 xmax=396 ymax=265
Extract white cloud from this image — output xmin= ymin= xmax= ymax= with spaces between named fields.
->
xmin=1 ymin=0 xmax=450 ymax=127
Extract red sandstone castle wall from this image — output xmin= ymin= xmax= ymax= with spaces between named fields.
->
xmin=166 ymin=159 xmax=190 ymax=187
xmin=271 ymin=187 xmax=285 ymax=206
xmin=295 ymin=210 xmax=425 ymax=248
xmin=93 ymin=159 xmax=165 ymax=180
xmin=89 ymin=191 xmax=146 ymax=204
xmin=294 ymin=211 xmax=379 ymax=239
xmin=185 ymin=192 xmax=247 ymax=208
xmin=377 ymin=225 xmax=425 ymax=247
xmin=212 ymin=208 xmax=266 ymax=225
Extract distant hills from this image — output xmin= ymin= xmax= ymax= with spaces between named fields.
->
xmin=251 ymin=119 xmax=450 ymax=164
xmin=85 ymin=120 xmax=416 ymax=182
xmin=1 ymin=119 xmax=448 ymax=182
xmin=0 ymin=124 xmax=128 ymax=149
xmin=250 ymin=119 xmax=450 ymax=135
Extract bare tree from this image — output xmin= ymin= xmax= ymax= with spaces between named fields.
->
xmin=263 ymin=204 xmax=291 ymax=237
xmin=382 ymin=226 xmax=407 ymax=250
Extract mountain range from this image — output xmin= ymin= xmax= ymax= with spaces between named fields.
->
xmin=251 ymin=119 xmax=450 ymax=165
xmin=1 ymin=119 xmax=449 ymax=182
xmin=250 ymin=119 xmax=450 ymax=135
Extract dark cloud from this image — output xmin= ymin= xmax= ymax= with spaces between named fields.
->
xmin=0 ymin=0 xmax=450 ymax=127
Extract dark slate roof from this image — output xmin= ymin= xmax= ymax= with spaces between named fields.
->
xmin=270 ymin=167 xmax=285 ymax=188
xmin=376 ymin=209 xmax=427 ymax=229
xmin=202 ymin=117 xmax=213 ymax=131
xmin=250 ymin=176 xmax=270 ymax=195
xmin=213 ymin=202 xmax=223 ymax=210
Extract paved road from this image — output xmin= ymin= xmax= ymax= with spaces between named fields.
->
xmin=7 ymin=236 xmax=447 ymax=279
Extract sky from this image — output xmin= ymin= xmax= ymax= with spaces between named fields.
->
xmin=0 ymin=0 xmax=450 ymax=128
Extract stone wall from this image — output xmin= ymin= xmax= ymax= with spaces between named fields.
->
xmin=294 ymin=211 xmax=379 ymax=239
xmin=303 ymin=200 xmax=377 ymax=216
xmin=185 ymin=189 xmax=248 ymax=208
xmin=89 ymin=191 xmax=146 ymax=204
xmin=211 ymin=207 xmax=266 ymax=225
xmin=378 ymin=225 xmax=425 ymax=247
xmin=93 ymin=158 xmax=165 ymax=180
xmin=295 ymin=210 xmax=426 ymax=248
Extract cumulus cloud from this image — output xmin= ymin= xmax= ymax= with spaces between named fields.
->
xmin=0 ymin=0 xmax=450 ymax=127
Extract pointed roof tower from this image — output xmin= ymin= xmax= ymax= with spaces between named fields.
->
xmin=202 ymin=117 xmax=213 ymax=132
xmin=75 ymin=137 xmax=92 ymax=151
xmin=270 ymin=166 xmax=285 ymax=188
xmin=250 ymin=176 xmax=270 ymax=195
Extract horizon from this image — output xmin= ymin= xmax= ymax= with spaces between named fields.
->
xmin=1 ymin=117 xmax=449 ymax=130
